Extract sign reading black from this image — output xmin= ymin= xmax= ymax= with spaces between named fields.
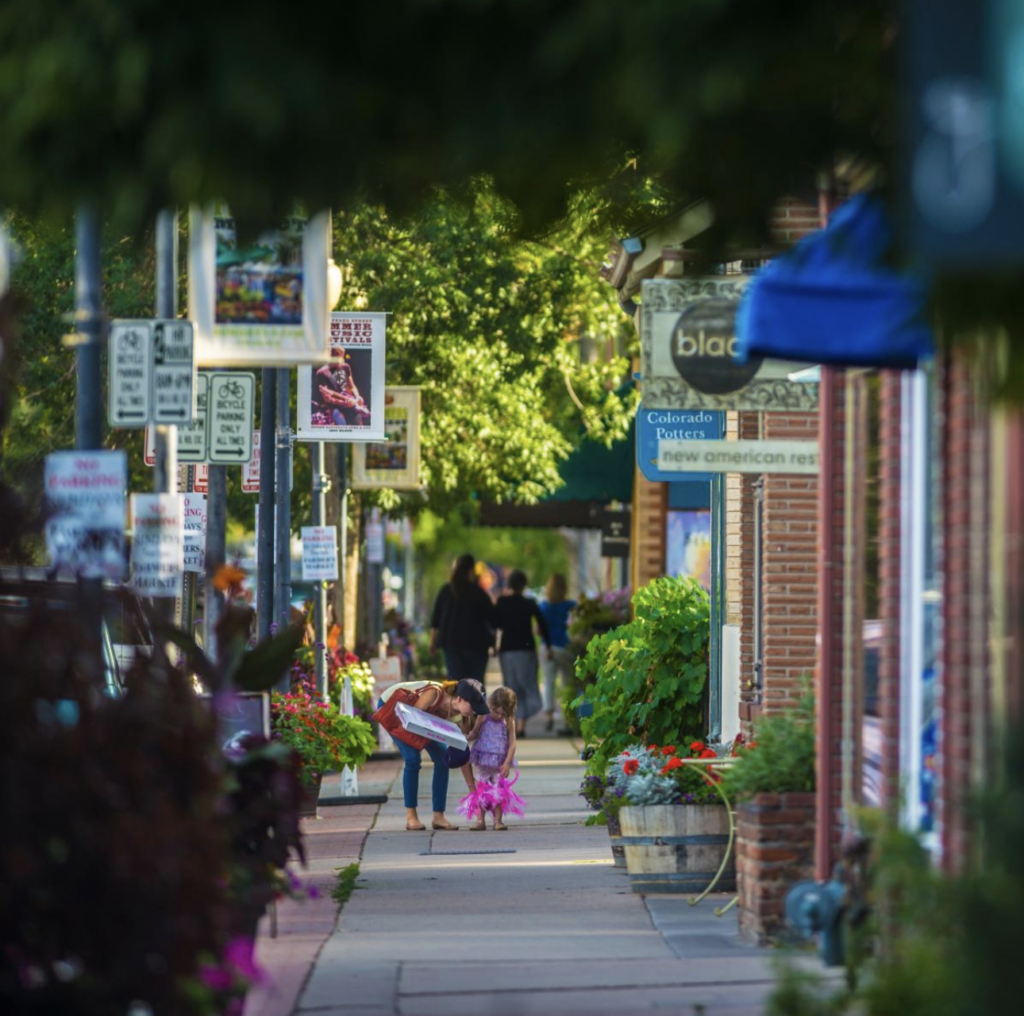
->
xmin=601 ymin=509 xmax=630 ymax=559
xmin=670 ymin=297 xmax=763 ymax=394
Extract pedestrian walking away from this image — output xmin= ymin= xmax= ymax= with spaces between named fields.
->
xmin=373 ymin=677 xmax=489 ymax=831
xmin=538 ymin=572 xmax=578 ymax=732
xmin=429 ymin=553 xmax=498 ymax=681
xmin=494 ymin=569 xmax=550 ymax=735
xmin=459 ymin=686 xmax=525 ymax=831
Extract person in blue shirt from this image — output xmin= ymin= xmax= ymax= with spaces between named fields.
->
xmin=537 ymin=574 xmax=577 ymax=732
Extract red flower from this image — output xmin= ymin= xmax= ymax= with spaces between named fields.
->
xmin=648 ymin=744 xmax=659 ymax=753
xmin=622 ymin=752 xmax=631 ymax=757
xmin=699 ymin=748 xmax=717 ymax=759
xmin=623 ymin=759 xmax=640 ymax=775
xmin=662 ymin=746 xmax=677 ymax=755
xmin=689 ymin=740 xmax=706 ymax=753
xmin=661 ymin=757 xmax=684 ymax=773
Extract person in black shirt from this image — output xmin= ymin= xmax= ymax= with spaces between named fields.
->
xmin=429 ymin=554 xmax=498 ymax=681
xmin=494 ymin=569 xmax=551 ymax=736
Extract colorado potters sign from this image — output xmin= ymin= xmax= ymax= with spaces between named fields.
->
xmin=640 ymin=278 xmax=817 ymax=412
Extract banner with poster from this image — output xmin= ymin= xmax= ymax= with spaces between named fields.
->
xmin=351 ymin=386 xmax=422 ymax=489
xmin=296 ymin=312 xmax=387 ymax=442
xmin=189 ymin=203 xmax=331 ymax=367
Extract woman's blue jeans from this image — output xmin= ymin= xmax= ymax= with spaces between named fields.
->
xmin=395 ymin=736 xmax=449 ymax=812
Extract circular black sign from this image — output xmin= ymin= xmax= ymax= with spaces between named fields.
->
xmin=670 ymin=297 xmax=763 ymax=395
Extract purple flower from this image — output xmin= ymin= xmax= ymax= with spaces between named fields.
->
xmin=307 ymin=884 xmax=321 ymax=899
xmin=224 ymin=937 xmax=266 ymax=985
xmin=199 ymin=965 xmax=232 ymax=991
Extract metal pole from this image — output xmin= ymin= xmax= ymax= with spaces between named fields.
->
xmin=311 ymin=441 xmax=331 ymax=700
xmin=74 ymin=204 xmax=105 ymax=680
xmin=153 ymin=210 xmax=179 ymax=626
xmin=182 ymin=466 xmax=197 ymax=642
xmin=709 ymin=474 xmax=724 ymax=743
xmin=257 ymin=368 xmax=277 ymax=639
xmin=274 ymin=368 xmax=292 ymax=646
xmin=337 ymin=443 xmax=349 ymax=645
xmin=204 ymin=465 xmax=227 ymax=664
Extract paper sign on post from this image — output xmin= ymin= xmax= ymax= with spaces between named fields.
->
xmin=301 ymin=525 xmax=339 ymax=581
xmin=108 ymin=322 xmax=152 ymax=427
xmin=44 ymin=451 xmax=128 ymax=580
xmin=130 ymin=494 xmax=184 ymax=598
xmin=394 ymin=702 xmax=469 ymax=750
xmin=151 ymin=320 xmax=196 ymax=424
xmin=181 ymin=493 xmax=207 ymax=574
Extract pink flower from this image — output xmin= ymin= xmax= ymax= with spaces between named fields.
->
xmin=224 ymin=937 xmax=266 ymax=985
xmin=199 ymin=965 xmax=232 ymax=991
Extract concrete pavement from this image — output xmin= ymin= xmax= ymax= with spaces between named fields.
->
xmin=282 ymin=714 xmax=789 ymax=1016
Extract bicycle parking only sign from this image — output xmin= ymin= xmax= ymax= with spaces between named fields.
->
xmin=208 ymin=372 xmax=255 ymax=463
xmin=108 ymin=322 xmax=152 ymax=427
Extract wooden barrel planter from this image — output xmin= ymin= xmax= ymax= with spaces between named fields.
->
xmin=619 ymin=804 xmax=735 ymax=894
xmin=606 ymin=813 xmax=626 ymax=868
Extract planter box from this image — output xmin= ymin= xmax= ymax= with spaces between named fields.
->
xmin=736 ymin=792 xmax=816 ymax=945
xmin=619 ymin=804 xmax=735 ymax=895
xmin=606 ymin=812 xmax=626 ymax=868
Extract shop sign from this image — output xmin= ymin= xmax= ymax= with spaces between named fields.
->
xmin=637 ymin=408 xmax=723 ymax=482
xmin=658 ymin=438 xmax=820 ymax=475
xmin=601 ymin=508 xmax=631 ymax=558
xmin=640 ymin=278 xmax=818 ymax=412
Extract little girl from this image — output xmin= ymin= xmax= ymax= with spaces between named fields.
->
xmin=459 ymin=686 xmax=526 ymax=831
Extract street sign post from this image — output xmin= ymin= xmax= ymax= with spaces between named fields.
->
xmin=208 ymin=372 xmax=255 ymax=463
xmin=177 ymin=372 xmax=210 ymax=463
xmin=108 ymin=321 xmax=152 ymax=427
xmin=152 ymin=320 xmax=196 ymax=424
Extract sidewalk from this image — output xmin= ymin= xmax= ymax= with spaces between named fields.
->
xmin=247 ymin=710 xmax=802 ymax=1016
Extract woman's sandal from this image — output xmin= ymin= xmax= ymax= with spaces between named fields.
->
xmin=432 ymin=820 xmax=460 ymax=831
xmin=493 ymin=823 xmax=508 ymax=831
xmin=406 ymin=821 xmax=426 ymax=831
xmin=470 ymin=823 xmax=486 ymax=832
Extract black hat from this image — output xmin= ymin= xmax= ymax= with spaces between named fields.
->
xmin=444 ymin=746 xmax=472 ymax=769
xmin=454 ymin=678 xmax=489 ymax=715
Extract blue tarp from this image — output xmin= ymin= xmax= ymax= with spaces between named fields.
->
xmin=736 ymin=194 xmax=934 ymax=369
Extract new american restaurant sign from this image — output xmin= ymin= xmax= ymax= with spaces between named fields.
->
xmin=640 ymin=278 xmax=818 ymax=412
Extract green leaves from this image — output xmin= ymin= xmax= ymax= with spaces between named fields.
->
xmin=579 ymin=576 xmax=711 ymax=771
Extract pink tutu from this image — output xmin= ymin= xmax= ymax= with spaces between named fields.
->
xmin=457 ymin=770 xmax=527 ymax=819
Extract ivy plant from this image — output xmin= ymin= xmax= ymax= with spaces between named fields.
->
xmin=576 ymin=576 xmax=710 ymax=773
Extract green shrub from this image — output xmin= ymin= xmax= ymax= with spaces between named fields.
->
xmin=721 ymin=690 xmax=816 ymax=802
xmin=576 ymin=576 xmax=709 ymax=773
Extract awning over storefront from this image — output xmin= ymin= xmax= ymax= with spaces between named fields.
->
xmin=736 ymin=194 xmax=934 ymax=369
xmin=478 ymin=420 xmax=635 ymax=529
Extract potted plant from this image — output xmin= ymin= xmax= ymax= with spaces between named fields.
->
xmin=720 ymin=691 xmax=816 ymax=944
xmin=579 ymin=770 xmax=629 ymax=867
xmin=574 ymin=576 xmax=710 ymax=775
xmin=271 ymin=680 xmax=377 ymax=815
xmin=613 ymin=741 xmax=734 ymax=895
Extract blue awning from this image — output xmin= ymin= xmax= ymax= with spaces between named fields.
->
xmin=736 ymin=194 xmax=934 ymax=369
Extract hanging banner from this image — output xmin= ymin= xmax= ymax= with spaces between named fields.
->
xmin=351 ymin=386 xmax=422 ymax=489
xmin=44 ymin=451 xmax=128 ymax=581
xmin=296 ymin=312 xmax=387 ymax=442
xmin=188 ymin=204 xmax=331 ymax=367
xmin=130 ymin=494 xmax=184 ymax=598
xmin=301 ymin=526 xmax=339 ymax=581
xmin=640 ymin=278 xmax=817 ymax=412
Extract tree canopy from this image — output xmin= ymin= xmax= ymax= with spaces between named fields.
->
xmin=0 ymin=0 xmax=892 ymax=245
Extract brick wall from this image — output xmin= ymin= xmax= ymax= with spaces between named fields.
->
xmin=877 ymin=372 xmax=903 ymax=817
xmin=761 ymin=411 xmax=820 ymax=713
xmin=940 ymin=351 xmax=991 ymax=870
xmin=631 ymin=467 xmax=667 ymax=594
xmin=736 ymin=792 xmax=817 ymax=944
